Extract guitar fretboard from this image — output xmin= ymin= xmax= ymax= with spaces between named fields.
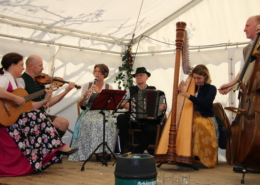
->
xmin=24 ymin=89 xmax=45 ymax=102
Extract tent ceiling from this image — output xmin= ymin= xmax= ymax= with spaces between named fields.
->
xmin=0 ymin=0 xmax=194 ymax=45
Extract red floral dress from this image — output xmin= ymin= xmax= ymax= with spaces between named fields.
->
xmin=0 ymin=76 xmax=64 ymax=176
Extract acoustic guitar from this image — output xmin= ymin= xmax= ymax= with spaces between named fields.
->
xmin=0 ymin=87 xmax=55 ymax=127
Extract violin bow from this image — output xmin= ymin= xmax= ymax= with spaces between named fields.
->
xmin=46 ymin=67 xmax=56 ymax=113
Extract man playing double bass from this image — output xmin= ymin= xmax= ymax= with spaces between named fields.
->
xmin=218 ymin=15 xmax=260 ymax=174
xmin=219 ymin=15 xmax=260 ymax=94
xmin=17 ymin=55 xmax=76 ymax=139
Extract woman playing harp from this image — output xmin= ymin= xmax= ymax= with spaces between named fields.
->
xmin=179 ymin=65 xmax=218 ymax=168
xmin=154 ymin=22 xmax=218 ymax=168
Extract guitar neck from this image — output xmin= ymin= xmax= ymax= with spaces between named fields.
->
xmin=24 ymin=89 xmax=46 ymax=102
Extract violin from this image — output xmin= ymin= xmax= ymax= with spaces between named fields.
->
xmin=35 ymin=73 xmax=81 ymax=89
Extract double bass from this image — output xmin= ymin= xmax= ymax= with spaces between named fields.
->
xmin=225 ymin=33 xmax=260 ymax=183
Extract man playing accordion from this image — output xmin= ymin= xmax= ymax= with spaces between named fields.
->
xmin=117 ymin=67 xmax=166 ymax=154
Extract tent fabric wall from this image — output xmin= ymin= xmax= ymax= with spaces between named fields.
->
xmin=0 ymin=38 xmax=56 ymax=64
xmin=0 ymin=0 xmax=257 ymax=162
xmin=0 ymin=0 xmax=192 ymax=50
xmin=136 ymin=0 xmax=260 ymax=53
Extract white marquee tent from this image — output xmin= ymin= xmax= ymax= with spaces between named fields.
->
xmin=0 ymin=0 xmax=259 ymax=161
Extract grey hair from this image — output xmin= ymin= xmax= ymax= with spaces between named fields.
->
xmin=253 ymin=15 xmax=260 ymax=25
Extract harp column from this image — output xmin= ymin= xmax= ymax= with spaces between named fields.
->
xmin=167 ymin=22 xmax=187 ymax=157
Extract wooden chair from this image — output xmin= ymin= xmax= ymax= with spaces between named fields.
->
xmin=77 ymin=100 xmax=81 ymax=116
xmin=131 ymin=125 xmax=161 ymax=151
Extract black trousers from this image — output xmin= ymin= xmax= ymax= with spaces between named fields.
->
xmin=117 ymin=114 xmax=157 ymax=154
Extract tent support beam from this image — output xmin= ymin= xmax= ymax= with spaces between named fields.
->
xmin=134 ymin=42 xmax=248 ymax=55
xmin=0 ymin=33 xmax=248 ymax=56
xmin=0 ymin=33 xmax=121 ymax=55
xmin=132 ymin=0 xmax=203 ymax=44
xmin=0 ymin=16 xmax=130 ymax=45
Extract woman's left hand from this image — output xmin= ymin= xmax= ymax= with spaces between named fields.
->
xmin=178 ymin=81 xmax=190 ymax=98
xmin=178 ymin=80 xmax=186 ymax=92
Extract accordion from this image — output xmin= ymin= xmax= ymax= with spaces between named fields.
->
xmin=131 ymin=89 xmax=165 ymax=123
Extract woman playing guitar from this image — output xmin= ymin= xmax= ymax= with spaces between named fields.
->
xmin=0 ymin=52 xmax=77 ymax=177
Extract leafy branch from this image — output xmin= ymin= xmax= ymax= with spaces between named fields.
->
xmin=114 ymin=46 xmax=134 ymax=90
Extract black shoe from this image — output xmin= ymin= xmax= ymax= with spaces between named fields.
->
xmin=132 ymin=147 xmax=141 ymax=154
xmin=95 ymin=154 xmax=102 ymax=161
xmin=122 ymin=147 xmax=133 ymax=154
xmin=106 ymin=154 xmax=112 ymax=161
xmin=58 ymin=148 xmax=78 ymax=156
xmin=95 ymin=153 xmax=112 ymax=161
xmin=193 ymin=156 xmax=200 ymax=161
xmin=57 ymin=158 xmax=62 ymax=163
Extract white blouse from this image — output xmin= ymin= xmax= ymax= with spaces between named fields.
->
xmin=0 ymin=71 xmax=23 ymax=90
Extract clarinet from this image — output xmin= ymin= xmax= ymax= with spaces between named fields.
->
xmin=81 ymin=77 xmax=98 ymax=110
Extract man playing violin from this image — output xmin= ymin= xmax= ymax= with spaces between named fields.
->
xmin=17 ymin=55 xmax=76 ymax=138
xmin=219 ymin=15 xmax=260 ymax=94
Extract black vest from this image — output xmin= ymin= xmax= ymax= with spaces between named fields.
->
xmin=22 ymin=72 xmax=45 ymax=102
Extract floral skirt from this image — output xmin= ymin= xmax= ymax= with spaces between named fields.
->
xmin=1 ymin=110 xmax=64 ymax=176
xmin=192 ymin=111 xmax=218 ymax=168
xmin=69 ymin=110 xmax=117 ymax=161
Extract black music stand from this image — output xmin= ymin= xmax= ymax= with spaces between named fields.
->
xmin=81 ymin=89 xmax=126 ymax=170
xmin=120 ymin=97 xmax=145 ymax=154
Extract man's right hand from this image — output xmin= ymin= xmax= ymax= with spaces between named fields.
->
xmin=218 ymin=84 xmax=232 ymax=95
xmin=123 ymin=102 xmax=130 ymax=110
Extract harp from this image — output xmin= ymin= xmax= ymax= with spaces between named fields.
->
xmin=154 ymin=22 xmax=196 ymax=165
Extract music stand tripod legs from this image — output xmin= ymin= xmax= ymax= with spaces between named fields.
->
xmin=81 ymin=111 xmax=117 ymax=170
xmin=120 ymin=113 xmax=135 ymax=154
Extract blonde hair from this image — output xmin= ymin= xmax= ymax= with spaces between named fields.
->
xmin=93 ymin=64 xmax=109 ymax=78
xmin=191 ymin=64 xmax=212 ymax=84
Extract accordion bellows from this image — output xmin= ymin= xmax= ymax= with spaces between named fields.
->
xmin=132 ymin=89 xmax=165 ymax=123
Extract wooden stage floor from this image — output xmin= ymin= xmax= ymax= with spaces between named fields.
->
xmin=0 ymin=155 xmax=259 ymax=185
